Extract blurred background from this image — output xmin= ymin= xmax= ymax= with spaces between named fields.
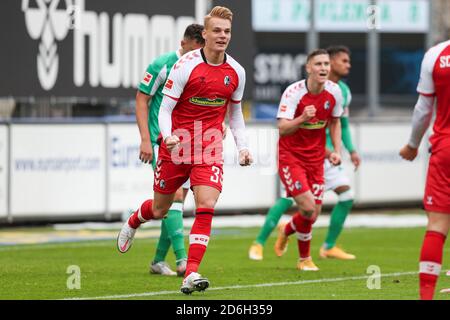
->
xmin=0 ymin=0 xmax=449 ymax=224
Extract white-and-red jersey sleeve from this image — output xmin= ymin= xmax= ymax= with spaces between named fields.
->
xmin=162 ymin=49 xmax=202 ymax=99
xmin=325 ymin=80 xmax=344 ymax=117
xmin=277 ymin=81 xmax=307 ymax=120
xmin=227 ymin=56 xmax=246 ymax=103
xmin=417 ymin=47 xmax=438 ymax=96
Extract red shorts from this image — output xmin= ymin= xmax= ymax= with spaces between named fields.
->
xmin=423 ymin=147 xmax=450 ymax=214
xmin=153 ymin=159 xmax=223 ymax=194
xmin=279 ymin=161 xmax=324 ymax=204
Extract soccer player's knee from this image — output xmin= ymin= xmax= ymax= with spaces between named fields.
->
xmin=196 ymin=198 xmax=217 ymax=209
xmin=173 ymin=188 xmax=185 ymax=202
xmin=152 ymin=205 xmax=171 ymax=219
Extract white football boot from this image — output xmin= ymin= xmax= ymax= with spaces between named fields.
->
xmin=150 ymin=261 xmax=177 ymax=276
xmin=116 ymin=220 xmax=137 ymax=253
xmin=180 ymin=272 xmax=210 ymax=294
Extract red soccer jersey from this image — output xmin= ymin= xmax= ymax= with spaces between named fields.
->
xmin=160 ymin=48 xmax=246 ymax=164
xmin=277 ymin=79 xmax=343 ymax=165
xmin=417 ymin=40 xmax=450 ymax=151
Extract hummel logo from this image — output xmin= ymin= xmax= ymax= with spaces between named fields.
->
xmin=426 ymin=196 xmax=433 ymax=205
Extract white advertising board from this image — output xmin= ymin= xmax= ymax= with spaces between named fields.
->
xmin=357 ymin=123 xmax=428 ymax=203
xmin=0 ymin=125 xmax=8 ymax=218
xmin=10 ymin=124 xmax=106 ymax=216
xmin=107 ymin=124 xmax=154 ymax=213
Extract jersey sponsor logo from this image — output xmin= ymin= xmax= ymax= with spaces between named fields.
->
xmin=141 ymin=72 xmax=153 ymax=86
xmin=224 ymin=75 xmax=231 ymax=86
xmin=164 ymin=79 xmax=174 ymax=90
xmin=299 ymin=119 xmax=327 ymax=129
xmin=440 ymin=55 xmax=450 ymax=68
xmin=189 ymin=97 xmax=227 ymax=107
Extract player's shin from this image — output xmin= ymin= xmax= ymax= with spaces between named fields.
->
xmin=165 ymin=202 xmax=187 ymax=265
xmin=256 ymin=197 xmax=293 ymax=245
xmin=128 ymin=199 xmax=155 ymax=229
xmin=293 ymin=213 xmax=314 ymax=259
xmin=185 ymin=209 xmax=214 ymax=278
xmin=419 ymin=230 xmax=446 ymax=300
xmin=324 ymin=191 xmax=353 ymax=249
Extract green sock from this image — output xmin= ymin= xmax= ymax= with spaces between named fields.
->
xmin=324 ymin=199 xmax=354 ymax=249
xmin=153 ymin=218 xmax=170 ymax=263
xmin=164 ymin=202 xmax=187 ymax=265
xmin=256 ymin=197 xmax=293 ymax=246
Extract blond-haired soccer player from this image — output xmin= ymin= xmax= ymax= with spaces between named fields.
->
xmin=400 ymin=39 xmax=450 ymax=300
xmin=117 ymin=6 xmax=252 ymax=294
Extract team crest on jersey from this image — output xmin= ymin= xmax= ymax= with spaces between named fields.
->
xmin=224 ymin=76 xmax=231 ymax=86
xmin=160 ymin=180 xmax=166 ymax=189
xmin=164 ymin=79 xmax=174 ymax=90
xmin=141 ymin=72 xmax=153 ymax=86
xmin=324 ymin=100 xmax=330 ymax=110
xmin=295 ymin=181 xmax=302 ymax=190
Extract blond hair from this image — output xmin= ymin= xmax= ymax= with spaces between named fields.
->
xmin=204 ymin=6 xmax=233 ymax=29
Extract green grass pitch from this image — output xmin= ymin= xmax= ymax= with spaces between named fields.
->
xmin=0 ymin=226 xmax=449 ymax=300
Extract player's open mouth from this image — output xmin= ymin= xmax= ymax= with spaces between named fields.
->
xmin=216 ymin=41 xmax=227 ymax=45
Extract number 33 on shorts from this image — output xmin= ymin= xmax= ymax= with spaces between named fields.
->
xmin=210 ymin=165 xmax=223 ymax=184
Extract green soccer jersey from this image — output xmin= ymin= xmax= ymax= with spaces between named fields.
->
xmin=138 ymin=50 xmax=181 ymax=147
xmin=326 ymin=80 xmax=355 ymax=153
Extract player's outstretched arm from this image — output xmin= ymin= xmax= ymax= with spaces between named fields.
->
xmin=228 ymin=102 xmax=252 ymax=166
xmin=135 ymin=90 xmax=153 ymax=164
xmin=400 ymin=94 xmax=434 ymax=161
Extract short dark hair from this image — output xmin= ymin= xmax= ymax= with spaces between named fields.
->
xmin=184 ymin=23 xmax=205 ymax=45
xmin=306 ymin=49 xmax=329 ymax=63
xmin=326 ymin=45 xmax=351 ymax=58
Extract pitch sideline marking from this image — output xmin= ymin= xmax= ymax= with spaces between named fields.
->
xmin=63 ymin=271 xmax=418 ymax=300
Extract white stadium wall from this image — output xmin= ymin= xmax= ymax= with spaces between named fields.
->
xmin=1 ymin=122 xmax=430 ymax=221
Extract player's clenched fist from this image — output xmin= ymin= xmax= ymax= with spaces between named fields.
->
xmin=328 ymin=151 xmax=341 ymax=166
xmin=164 ymin=135 xmax=180 ymax=151
xmin=239 ymin=149 xmax=253 ymax=166
xmin=399 ymin=144 xmax=418 ymax=161
xmin=301 ymin=105 xmax=316 ymax=122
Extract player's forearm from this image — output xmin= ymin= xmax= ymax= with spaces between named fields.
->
xmin=228 ymin=102 xmax=249 ymax=151
xmin=135 ymin=92 xmax=151 ymax=142
xmin=340 ymin=117 xmax=356 ymax=153
xmin=159 ymin=94 xmax=178 ymax=141
xmin=278 ymin=116 xmax=306 ymax=136
xmin=329 ymin=118 xmax=342 ymax=154
xmin=408 ymin=94 xmax=434 ymax=148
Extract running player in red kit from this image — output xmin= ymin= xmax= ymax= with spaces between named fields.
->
xmin=274 ymin=49 xmax=343 ymax=271
xmin=400 ymin=39 xmax=450 ymax=300
xmin=117 ymin=6 xmax=252 ymax=294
